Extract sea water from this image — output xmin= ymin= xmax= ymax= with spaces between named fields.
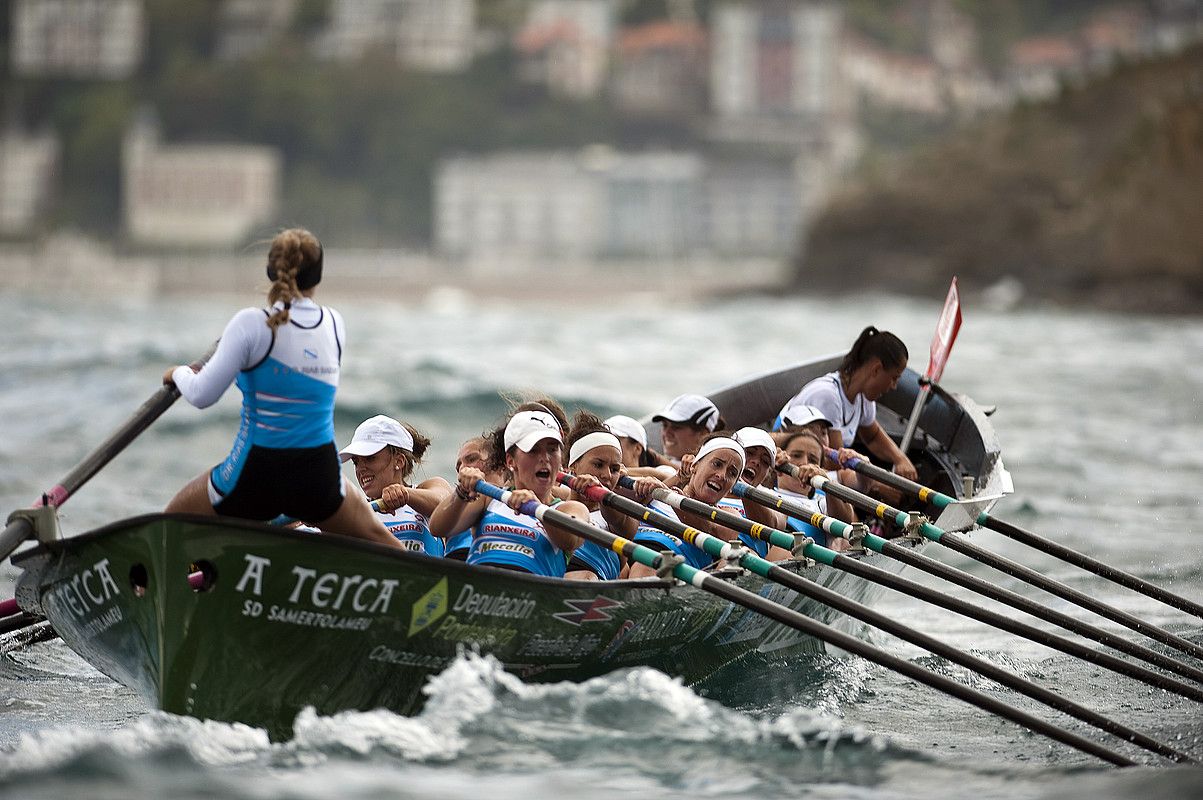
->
xmin=0 ymin=289 xmax=1201 ymax=799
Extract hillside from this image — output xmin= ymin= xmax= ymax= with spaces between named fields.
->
xmin=794 ymin=44 xmax=1203 ymax=313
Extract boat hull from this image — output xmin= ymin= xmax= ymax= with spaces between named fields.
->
xmin=15 ymin=514 xmax=911 ymax=738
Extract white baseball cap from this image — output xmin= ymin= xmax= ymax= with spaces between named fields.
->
xmin=773 ymin=402 xmax=831 ymax=432
xmin=339 ymin=415 xmax=415 ymax=462
xmin=733 ymin=426 xmax=776 ymax=456
xmin=604 ymin=414 xmax=648 ymax=449
xmin=503 ymin=410 xmax=563 ymax=452
xmin=651 ymin=394 xmax=720 ymax=432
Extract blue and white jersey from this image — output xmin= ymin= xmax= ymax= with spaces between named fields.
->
xmin=173 ymin=299 xmax=345 ymax=498
xmin=568 ymin=510 xmax=621 ymax=580
xmin=715 ymin=496 xmax=770 ymax=558
xmin=377 ymin=505 xmax=444 ymax=556
xmin=631 ymin=500 xmax=714 ymax=570
xmin=467 ymin=498 xmax=566 ymax=577
xmin=778 ymin=487 xmax=829 ymax=548
xmin=444 ymin=528 xmax=473 ymax=559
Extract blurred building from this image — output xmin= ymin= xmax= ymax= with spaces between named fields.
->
xmin=215 ymin=0 xmax=297 ymax=61
xmin=0 ymin=130 xmax=59 ymax=236
xmin=10 ymin=0 xmax=144 ymax=79
xmin=436 ymin=152 xmax=602 ymax=261
xmin=515 ymin=0 xmax=615 ymax=98
xmin=612 ymin=20 xmax=708 ymax=117
xmin=314 ymin=0 xmax=475 ymax=72
xmin=435 ymin=148 xmax=805 ymax=262
xmin=841 ymin=35 xmax=943 ymax=115
xmin=1008 ymin=36 xmax=1084 ymax=100
xmin=122 ymin=115 xmax=280 ymax=248
xmin=709 ymin=1 xmax=848 ymax=143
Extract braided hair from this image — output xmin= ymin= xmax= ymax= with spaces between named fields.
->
xmin=265 ymin=228 xmax=323 ymax=331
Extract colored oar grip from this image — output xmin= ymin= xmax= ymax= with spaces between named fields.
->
xmin=473 ymin=480 xmax=541 ymax=517
xmin=558 ymin=472 xmax=608 ymax=505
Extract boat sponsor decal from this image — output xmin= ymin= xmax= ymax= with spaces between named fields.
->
xmin=430 ymin=615 xmax=517 ymax=647
xmin=598 ymin=619 xmax=636 ymax=661
xmin=621 ymin=604 xmax=722 ymax=648
xmin=253 ymin=605 xmax=373 ymax=631
xmin=369 ymin=645 xmax=452 ymax=670
xmin=45 ymin=558 xmax=123 ymax=638
xmin=235 ymin=554 xmax=271 ymax=596
xmin=477 ymin=541 xmax=536 ymax=558
xmin=480 ymin=523 xmax=539 ymax=540
xmin=409 ymin=577 xmax=449 ymax=636
xmin=453 ymin=584 xmax=536 ymax=620
xmin=517 ymin=632 xmax=602 ymax=658
xmin=552 ymin=596 xmax=622 ymax=626
xmin=233 ymin=554 xmax=399 ymax=632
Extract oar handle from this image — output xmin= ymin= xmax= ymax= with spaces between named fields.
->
xmin=824 ymin=448 xmax=943 ymax=504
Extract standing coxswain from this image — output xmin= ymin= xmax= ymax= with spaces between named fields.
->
xmin=161 ymin=228 xmax=397 ymax=548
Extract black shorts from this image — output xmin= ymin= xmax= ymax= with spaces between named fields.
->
xmin=210 ymin=443 xmax=345 ymax=523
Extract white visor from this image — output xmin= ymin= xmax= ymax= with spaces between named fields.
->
xmin=339 ymin=415 xmax=415 ymax=462
xmin=503 ymin=410 xmax=563 ymax=453
xmin=569 ymin=431 xmax=623 ymax=466
xmin=733 ymin=426 xmax=776 ymax=458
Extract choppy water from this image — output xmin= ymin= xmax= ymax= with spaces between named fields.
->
xmin=1 ymin=289 xmax=1202 ymax=799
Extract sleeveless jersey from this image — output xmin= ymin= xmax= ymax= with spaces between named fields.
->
xmin=567 ymin=510 xmax=621 ymax=580
xmin=377 ymin=505 xmax=444 ymax=556
xmin=444 ymin=528 xmax=473 ymax=559
xmin=467 ymin=498 xmax=566 ymax=577
xmin=631 ymin=500 xmax=714 ymax=570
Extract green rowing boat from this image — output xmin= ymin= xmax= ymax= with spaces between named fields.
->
xmin=9 ymin=359 xmax=1008 ymax=739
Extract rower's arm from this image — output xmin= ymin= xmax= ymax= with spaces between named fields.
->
xmin=405 ymin=478 xmax=453 ymax=517
xmin=546 ymin=500 xmax=586 ymax=553
xmin=428 ymin=491 xmax=486 ymax=539
xmin=859 ymin=421 xmax=917 ymax=480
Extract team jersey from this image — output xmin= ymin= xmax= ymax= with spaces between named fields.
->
xmin=631 ymin=500 xmax=714 ymax=570
xmin=172 ymin=299 xmax=348 ymax=519
xmin=567 ymin=510 xmax=621 ymax=580
xmin=781 ymin=371 xmax=876 ymax=447
xmin=444 ymin=528 xmax=472 ymax=560
xmin=467 ymin=498 xmax=567 ymax=577
xmin=376 ymin=504 xmax=444 ymax=556
xmin=777 ymin=487 xmax=830 ymax=548
xmin=715 ymin=496 xmax=770 ymax=559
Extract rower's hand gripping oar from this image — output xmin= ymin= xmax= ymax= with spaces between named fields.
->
xmin=471 ymin=478 xmax=1135 ymax=766
xmin=801 ymin=465 xmax=1203 ymax=663
xmin=830 ymin=448 xmax=1203 ymax=621
xmin=571 ymin=474 xmax=1191 ymax=763
xmin=0 ymin=341 xmax=219 ymax=563
xmin=737 ymin=472 xmax=1203 ymax=697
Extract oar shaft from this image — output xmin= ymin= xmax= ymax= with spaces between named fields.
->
xmin=1 ymin=341 xmax=218 ymax=563
xmin=585 ymin=479 xmax=1188 ymax=759
xmin=480 ymin=480 xmax=1134 ymax=766
xmin=742 ymin=477 xmax=1203 ymax=688
xmin=817 ymin=475 xmax=1203 ymax=662
xmin=836 ymin=451 xmax=1203 ymax=620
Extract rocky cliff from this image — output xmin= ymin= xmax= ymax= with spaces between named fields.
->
xmin=795 ymin=44 xmax=1203 ymax=313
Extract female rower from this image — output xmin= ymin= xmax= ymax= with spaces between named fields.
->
xmin=605 ymin=413 xmax=676 ymax=479
xmin=162 ymin=228 xmax=396 ymax=547
xmin=428 ymin=410 xmax=589 ymax=577
xmin=628 ymin=434 xmax=746 ymax=579
xmin=777 ymin=326 xmax=917 ymax=481
xmin=776 ymin=429 xmax=856 ymax=551
xmin=717 ymin=427 xmax=792 ymax=561
xmin=651 ymin=394 xmax=724 ymax=465
xmin=562 ymin=412 xmax=665 ymax=580
xmin=339 ymin=415 xmax=450 ymax=555
xmin=443 ymin=436 xmax=505 ymax=560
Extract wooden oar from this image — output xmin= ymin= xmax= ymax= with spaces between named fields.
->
xmin=0 ymin=342 xmax=218 ymax=563
xmin=734 ymin=477 xmax=1203 ymax=697
xmin=566 ymin=475 xmax=1191 ymax=762
xmin=832 ymin=449 xmax=1203 ymax=621
xmin=802 ymin=470 xmax=1203 ymax=662
xmin=758 ymin=467 xmax=1203 ymax=685
xmin=471 ymin=479 xmax=1135 ymax=766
